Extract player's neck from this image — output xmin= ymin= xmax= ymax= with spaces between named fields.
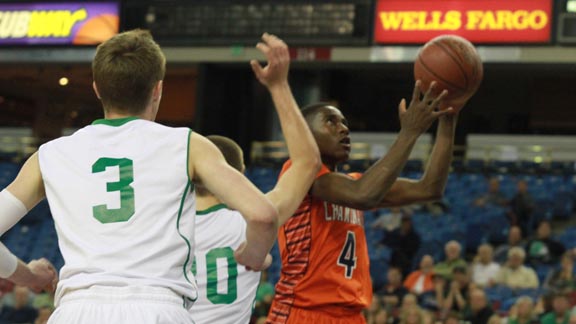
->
xmin=103 ymin=106 xmax=155 ymax=121
xmin=196 ymin=195 xmax=223 ymax=211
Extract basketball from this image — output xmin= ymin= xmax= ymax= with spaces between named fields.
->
xmin=414 ymin=35 xmax=483 ymax=110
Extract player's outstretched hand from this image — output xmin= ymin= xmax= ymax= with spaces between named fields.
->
xmin=250 ymin=33 xmax=290 ymax=89
xmin=398 ymin=80 xmax=454 ymax=136
xmin=27 ymin=258 xmax=57 ymax=293
xmin=234 ymin=241 xmax=273 ymax=272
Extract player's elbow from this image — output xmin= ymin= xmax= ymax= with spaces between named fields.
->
xmin=350 ymin=192 xmax=382 ymax=210
xmin=246 ymin=204 xmax=279 ymax=230
xmin=418 ymin=180 xmax=445 ymax=201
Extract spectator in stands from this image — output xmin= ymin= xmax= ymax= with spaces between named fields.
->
xmin=365 ymin=297 xmax=388 ymax=324
xmin=544 ymin=252 xmax=576 ymax=293
xmin=404 ymin=255 xmax=435 ymax=296
xmin=474 ymin=177 xmax=508 ymax=207
xmin=434 ymin=241 xmax=467 ymax=280
xmin=471 ymin=243 xmax=500 ymax=288
xmin=442 ymin=266 xmax=471 ymax=315
xmin=253 ymin=271 xmax=274 ymax=321
xmin=509 ymin=180 xmax=535 ymax=236
xmin=507 ymin=296 xmax=539 ymax=324
xmin=462 ymin=288 xmax=500 ymax=324
xmin=397 ymin=294 xmax=432 ymax=324
xmin=0 ymin=285 xmax=38 ymax=324
xmin=443 ymin=312 xmax=461 ymax=324
xmin=494 ymin=225 xmax=525 ymax=264
xmin=541 ymin=293 xmax=571 ymax=324
xmin=382 ymin=214 xmax=421 ymax=276
xmin=372 ymin=207 xmax=410 ymax=231
xmin=399 ymin=305 xmax=429 ymax=324
xmin=526 ymin=220 xmax=566 ymax=266
xmin=34 ymin=306 xmax=52 ymax=324
xmin=496 ymin=247 xmax=539 ymax=289
xmin=381 ymin=267 xmax=409 ymax=312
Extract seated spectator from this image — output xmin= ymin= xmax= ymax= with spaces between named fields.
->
xmin=381 ymin=267 xmax=409 ymax=312
xmin=471 ymin=243 xmax=500 ymax=288
xmin=442 ymin=266 xmax=471 ymax=315
xmin=434 ymin=241 xmax=468 ymax=280
xmin=496 ymin=247 xmax=539 ymax=289
xmin=544 ymin=252 xmax=576 ymax=293
xmin=365 ymin=296 xmax=386 ymax=324
xmin=382 ymin=215 xmax=421 ymax=276
xmin=396 ymin=294 xmax=432 ymax=324
xmin=494 ymin=225 xmax=525 ymax=264
xmin=34 ymin=307 xmax=53 ymax=324
xmin=474 ymin=177 xmax=508 ymax=207
xmin=0 ymin=285 xmax=38 ymax=324
xmin=252 ymin=271 xmax=275 ymax=321
xmin=526 ymin=220 xmax=566 ymax=266
xmin=372 ymin=207 xmax=410 ymax=231
xmin=509 ymin=180 xmax=535 ymax=236
xmin=507 ymin=296 xmax=540 ymax=324
xmin=541 ymin=292 xmax=571 ymax=324
xmin=443 ymin=312 xmax=461 ymax=324
xmin=404 ymin=255 xmax=435 ymax=296
xmin=462 ymin=288 xmax=500 ymax=324
xmin=399 ymin=305 xmax=429 ymax=324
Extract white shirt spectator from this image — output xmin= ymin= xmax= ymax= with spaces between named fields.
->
xmin=472 ymin=262 xmax=500 ymax=287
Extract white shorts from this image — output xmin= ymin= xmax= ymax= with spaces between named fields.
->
xmin=48 ymin=286 xmax=195 ymax=324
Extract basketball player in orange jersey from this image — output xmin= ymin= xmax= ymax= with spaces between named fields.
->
xmin=267 ymin=81 xmax=461 ymax=324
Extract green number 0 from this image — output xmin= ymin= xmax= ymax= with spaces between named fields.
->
xmin=192 ymin=247 xmax=238 ymax=304
xmin=92 ymin=158 xmax=135 ymax=224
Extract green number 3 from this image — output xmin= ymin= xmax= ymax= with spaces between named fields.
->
xmin=92 ymin=157 xmax=135 ymax=224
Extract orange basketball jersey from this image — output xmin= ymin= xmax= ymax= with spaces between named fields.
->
xmin=267 ymin=161 xmax=372 ymax=324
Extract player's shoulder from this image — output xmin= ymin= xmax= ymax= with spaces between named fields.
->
xmin=280 ymin=159 xmax=332 ymax=179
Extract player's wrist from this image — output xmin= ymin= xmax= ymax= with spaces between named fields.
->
xmin=267 ymin=80 xmax=290 ymax=93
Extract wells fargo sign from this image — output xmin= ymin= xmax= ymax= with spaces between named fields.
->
xmin=374 ymin=0 xmax=552 ymax=44
xmin=0 ymin=2 xmax=118 ymax=45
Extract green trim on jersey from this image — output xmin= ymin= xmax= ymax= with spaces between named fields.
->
xmin=185 ymin=129 xmax=196 ymax=193
xmin=92 ymin=117 xmax=139 ymax=127
xmin=196 ymin=203 xmax=228 ymax=216
xmin=176 ymin=181 xmax=198 ymax=302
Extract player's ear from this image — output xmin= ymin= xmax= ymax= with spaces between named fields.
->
xmin=92 ymin=81 xmax=101 ymax=99
xmin=152 ymin=80 xmax=163 ymax=102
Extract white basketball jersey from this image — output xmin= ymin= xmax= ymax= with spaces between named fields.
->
xmin=191 ymin=204 xmax=261 ymax=324
xmin=38 ymin=117 xmax=197 ymax=306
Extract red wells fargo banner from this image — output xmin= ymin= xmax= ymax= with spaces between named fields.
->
xmin=374 ymin=0 xmax=552 ymax=44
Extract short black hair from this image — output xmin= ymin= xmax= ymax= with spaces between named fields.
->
xmin=206 ymin=135 xmax=243 ymax=172
xmin=301 ymin=102 xmax=334 ymax=123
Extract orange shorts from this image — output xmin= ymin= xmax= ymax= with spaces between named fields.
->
xmin=281 ymin=306 xmax=365 ymax=324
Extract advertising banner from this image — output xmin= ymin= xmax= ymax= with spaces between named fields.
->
xmin=374 ymin=0 xmax=552 ymax=44
xmin=0 ymin=2 xmax=119 ymax=45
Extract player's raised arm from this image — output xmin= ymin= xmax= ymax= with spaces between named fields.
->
xmin=188 ymin=133 xmax=278 ymax=270
xmin=377 ymin=113 xmax=457 ymax=207
xmin=310 ymin=81 xmax=452 ymax=210
xmin=250 ymin=33 xmax=321 ymax=225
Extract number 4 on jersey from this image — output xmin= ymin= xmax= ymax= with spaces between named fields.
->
xmin=337 ymin=231 xmax=357 ymax=279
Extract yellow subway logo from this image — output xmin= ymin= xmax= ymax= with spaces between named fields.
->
xmin=0 ymin=9 xmax=87 ymax=39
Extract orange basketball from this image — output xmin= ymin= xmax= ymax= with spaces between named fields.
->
xmin=73 ymin=14 xmax=119 ymax=45
xmin=414 ymin=35 xmax=483 ymax=110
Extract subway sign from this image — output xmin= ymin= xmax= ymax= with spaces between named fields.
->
xmin=0 ymin=2 xmax=118 ymax=45
xmin=374 ymin=0 xmax=552 ymax=44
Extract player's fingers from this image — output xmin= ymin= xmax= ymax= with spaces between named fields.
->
xmin=422 ymin=81 xmax=437 ymax=103
xmin=250 ymin=60 xmax=264 ymax=77
xmin=397 ymin=98 xmax=407 ymax=116
xmin=256 ymin=42 xmax=271 ymax=56
xmin=432 ymin=107 xmax=455 ymax=117
xmin=429 ymin=89 xmax=449 ymax=109
xmin=411 ymin=80 xmax=421 ymax=103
